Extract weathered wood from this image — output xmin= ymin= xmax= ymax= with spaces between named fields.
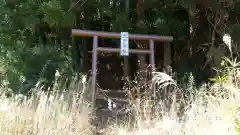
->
xmin=91 ymin=36 xmax=98 ymax=110
xmin=149 ymin=40 xmax=156 ymax=100
xmin=72 ymin=29 xmax=173 ymax=42
xmin=124 ymin=57 xmax=129 ymax=77
xmin=149 ymin=40 xmax=155 ymax=71
xmin=71 ymin=29 xmax=174 ymax=113
xmin=97 ymin=47 xmax=151 ymax=54
xmin=163 ymin=42 xmax=172 ymax=74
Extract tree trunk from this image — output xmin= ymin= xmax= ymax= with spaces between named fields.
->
xmin=72 ymin=7 xmax=88 ymax=74
xmin=187 ymin=3 xmax=218 ymax=83
xmin=136 ymin=0 xmax=147 ymax=78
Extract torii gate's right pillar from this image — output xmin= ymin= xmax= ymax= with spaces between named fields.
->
xmin=163 ymin=42 xmax=172 ymax=74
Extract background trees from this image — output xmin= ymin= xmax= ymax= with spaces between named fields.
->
xmin=0 ymin=0 xmax=240 ymax=93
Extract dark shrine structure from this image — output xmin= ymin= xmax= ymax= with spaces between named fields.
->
xmin=71 ymin=29 xmax=173 ymax=128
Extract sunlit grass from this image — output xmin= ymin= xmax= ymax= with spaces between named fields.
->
xmin=0 ymin=79 xmax=93 ymax=135
xmin=103 ymin=87 xmax=239 ymax=135
xmin=0 ymin=72 xmax=239 ymax=135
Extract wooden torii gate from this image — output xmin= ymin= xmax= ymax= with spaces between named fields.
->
xmin=71 ymin=29 xmax=173 ymax=108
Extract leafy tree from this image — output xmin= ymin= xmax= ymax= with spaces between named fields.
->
xmin=0 ymin=0 xmax=240 ymax=93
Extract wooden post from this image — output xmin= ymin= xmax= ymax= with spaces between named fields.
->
xmin=91 ymin=36 xmax=98 ymax=110
xmin=149 ymin=40 xmax=156 ymax=119
xmin=124 ymin=58 xmax=129 ymax=77
xmin=149 ymin=39 xmax=156 ymax=99
xmin=137 ymin=54 xmax=146 ymax=74
xmin=163 ymin=42 xmax=171 ymax=73
xmin=149 ymin=40 xmax=155 ymax=71
xmin=124 ymin=0 xmax=130 ymax=78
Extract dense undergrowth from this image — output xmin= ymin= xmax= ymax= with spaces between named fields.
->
xmin=0 ymin=0 xmax=240 ymax=134
xmin=0 ymin=35 xmax=239 ymax=135
xmin=0 ymin=60 xmax=239 ymax=135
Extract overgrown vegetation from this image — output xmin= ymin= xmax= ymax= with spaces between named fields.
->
xmin=1 ymin=0 xmax=240 ymax=92
xmin=0 ymin=0 xmax=240 ymax=135
xmin=0 ymin=56 xmax=240 ymax=135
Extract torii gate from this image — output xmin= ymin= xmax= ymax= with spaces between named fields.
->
xmin=71 ymin=29 xmax=173 ymax=108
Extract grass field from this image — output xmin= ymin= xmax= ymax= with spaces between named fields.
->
xmin=0 ymin=71 xmax=239 ymax=135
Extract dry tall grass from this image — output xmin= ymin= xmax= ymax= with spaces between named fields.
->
xmin=0 ymin=75 xmax=94 ymax=135
xmin=103 ymin=73 xmax=240 ymax=135
xmin=0 ymin=71 xmax=239 ymax=135
xmin=0 ymin=92 xmax=93 ymax=135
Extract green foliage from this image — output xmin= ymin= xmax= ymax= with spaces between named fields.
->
xmin=40 ymin=0 xmax=75 ymax=27
xmin=235 ymin=107 xmax=240 ymax=135
xmin=209 ymin=75 xmax=228 ymax=84
xmin=112 ymin=12 xmax=130 ymax=32
xmin=231 ymin=24 xmax=240 ymax=45
xmin=1 ymin=44 xmax=68 ymax=93
xmin=40 ymin=0 xmax=64 ymax=26
xmin=0 ymin=0 xmax=239 ymax=94
xmin=0 ymin=0 xmax=75 ymax=94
